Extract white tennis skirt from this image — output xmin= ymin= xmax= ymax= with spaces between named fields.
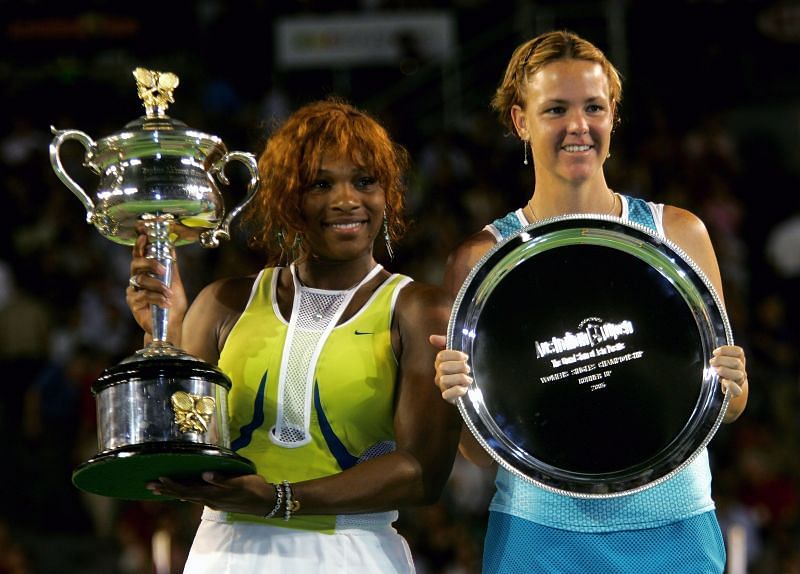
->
xmin=184 ymin=510 xmax=416 ymax=573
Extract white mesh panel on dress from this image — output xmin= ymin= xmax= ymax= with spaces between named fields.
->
xmin=274 ymin=290 xmax=348 ymax=445
xmin=297 ymin=290 xmax=349 ymax=329
xmin=271 ymin=264 xmax=383 ymax=448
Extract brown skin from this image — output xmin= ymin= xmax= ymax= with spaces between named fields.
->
xmin=126 ymin=156 xmax=461 ymax=516
xmin=432 ymin=58 xmax=748 ymax=467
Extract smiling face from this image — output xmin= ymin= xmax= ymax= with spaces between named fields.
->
xmin=512 ymin=58 xmax=613 ymax=188
xmin=246 ymin=100 xmax=408 ymax=266
xmin=300 ymin=152 xmax=385 ymax=264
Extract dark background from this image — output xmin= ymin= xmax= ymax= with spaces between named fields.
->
xmin=1 ymin=1 xmax=798 ymax=572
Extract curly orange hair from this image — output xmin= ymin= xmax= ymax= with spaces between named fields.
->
xmin=243 ymin=98 xmax=409 ymax=265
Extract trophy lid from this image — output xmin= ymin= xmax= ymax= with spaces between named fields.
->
xmin=87 ymin=68 xmax=226 ymax=170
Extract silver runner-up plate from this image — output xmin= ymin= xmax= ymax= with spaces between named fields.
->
xmin=447 ymin=214 xmax=732 ymax=498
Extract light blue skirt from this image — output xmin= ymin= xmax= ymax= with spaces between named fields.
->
xmin=483 ymin=510 xmax=725 ymax=573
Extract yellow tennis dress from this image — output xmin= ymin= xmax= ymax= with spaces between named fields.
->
xmin=184 ymin=264 xmax=417 ymax=573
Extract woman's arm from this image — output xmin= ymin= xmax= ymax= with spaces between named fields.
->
xmin=125 ymin=232 xmax=251 ymax=365
xmin=180 ymin=275 xmax=254 ymax=365
xmin=433 ymin=231 xmax=500 ymax=467
xmin=280 ymin=281 xmax=463 ymax=513
xmin=663 ymin=205 xmax=749 ymax=423
xmin=149 ymin=279 xmax=463 ymax=516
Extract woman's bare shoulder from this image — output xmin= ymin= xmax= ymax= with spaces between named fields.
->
xmin=444 ymin=229 xmax=498 ymax=296
xmin=194 ymin=273 xmax=261 ymax=315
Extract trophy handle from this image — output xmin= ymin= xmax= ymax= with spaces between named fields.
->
xmin=49 ymin=127 xmax=98 ymax=224
xmin=201 ymin=151 xmax=260 ymax=248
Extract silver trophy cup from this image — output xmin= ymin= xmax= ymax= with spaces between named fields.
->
xmin=50 ymin=68 xmax=258 ymax=499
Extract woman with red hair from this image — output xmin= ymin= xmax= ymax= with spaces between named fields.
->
xmin=126 ymin=98 xmax=461 ymax=573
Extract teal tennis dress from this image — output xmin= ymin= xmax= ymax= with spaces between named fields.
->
xmin=481 ymin=195 xmax=726 ymax=573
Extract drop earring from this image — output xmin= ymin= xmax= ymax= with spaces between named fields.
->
xmin=383 ymin=212 xmax=394 ymax=260
xmin=276 ymin=228 xmax=288 ymax=264
xmin=292 ymin=232 xmax=303 ymax=262
xmin=523 ymin=138 xmax=529 ymax=166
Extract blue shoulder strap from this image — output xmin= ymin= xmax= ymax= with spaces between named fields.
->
xmin=491 ymin=211 xmax=524 ymax=241
xmin=491 ymin=196 xmax=657 ymax=240
xmin=624 ymin=195 xmax=657 ymax=232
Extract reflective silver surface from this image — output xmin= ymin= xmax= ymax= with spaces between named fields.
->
xmin=448 ymin=214 xmax=732 ymax=498
xmin=49 ymin=68 xmax=260 ymax=349
xmin=49 ymin=114 xmax=259 ymax=248
xmin=95 ymin=373 xmax=229 ymax=452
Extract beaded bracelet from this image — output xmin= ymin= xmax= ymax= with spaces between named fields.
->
xmin=282 ymin=480 xmax=302 ymax=521
xmin=282 ymin=480 xmax=293 ymax=521
xmin=264 ymin=482 xmax=284 ymax=519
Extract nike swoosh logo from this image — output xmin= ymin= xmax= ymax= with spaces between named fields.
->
xmin=354 ymin=330 xmax=374 ymax=335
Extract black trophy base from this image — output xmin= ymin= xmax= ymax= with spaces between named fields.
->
xmin=72 ymin=442 xmax=257 ymax=500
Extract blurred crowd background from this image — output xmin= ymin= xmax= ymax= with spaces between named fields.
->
xmin=1 ymin=1 xmax=799 ymax=572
